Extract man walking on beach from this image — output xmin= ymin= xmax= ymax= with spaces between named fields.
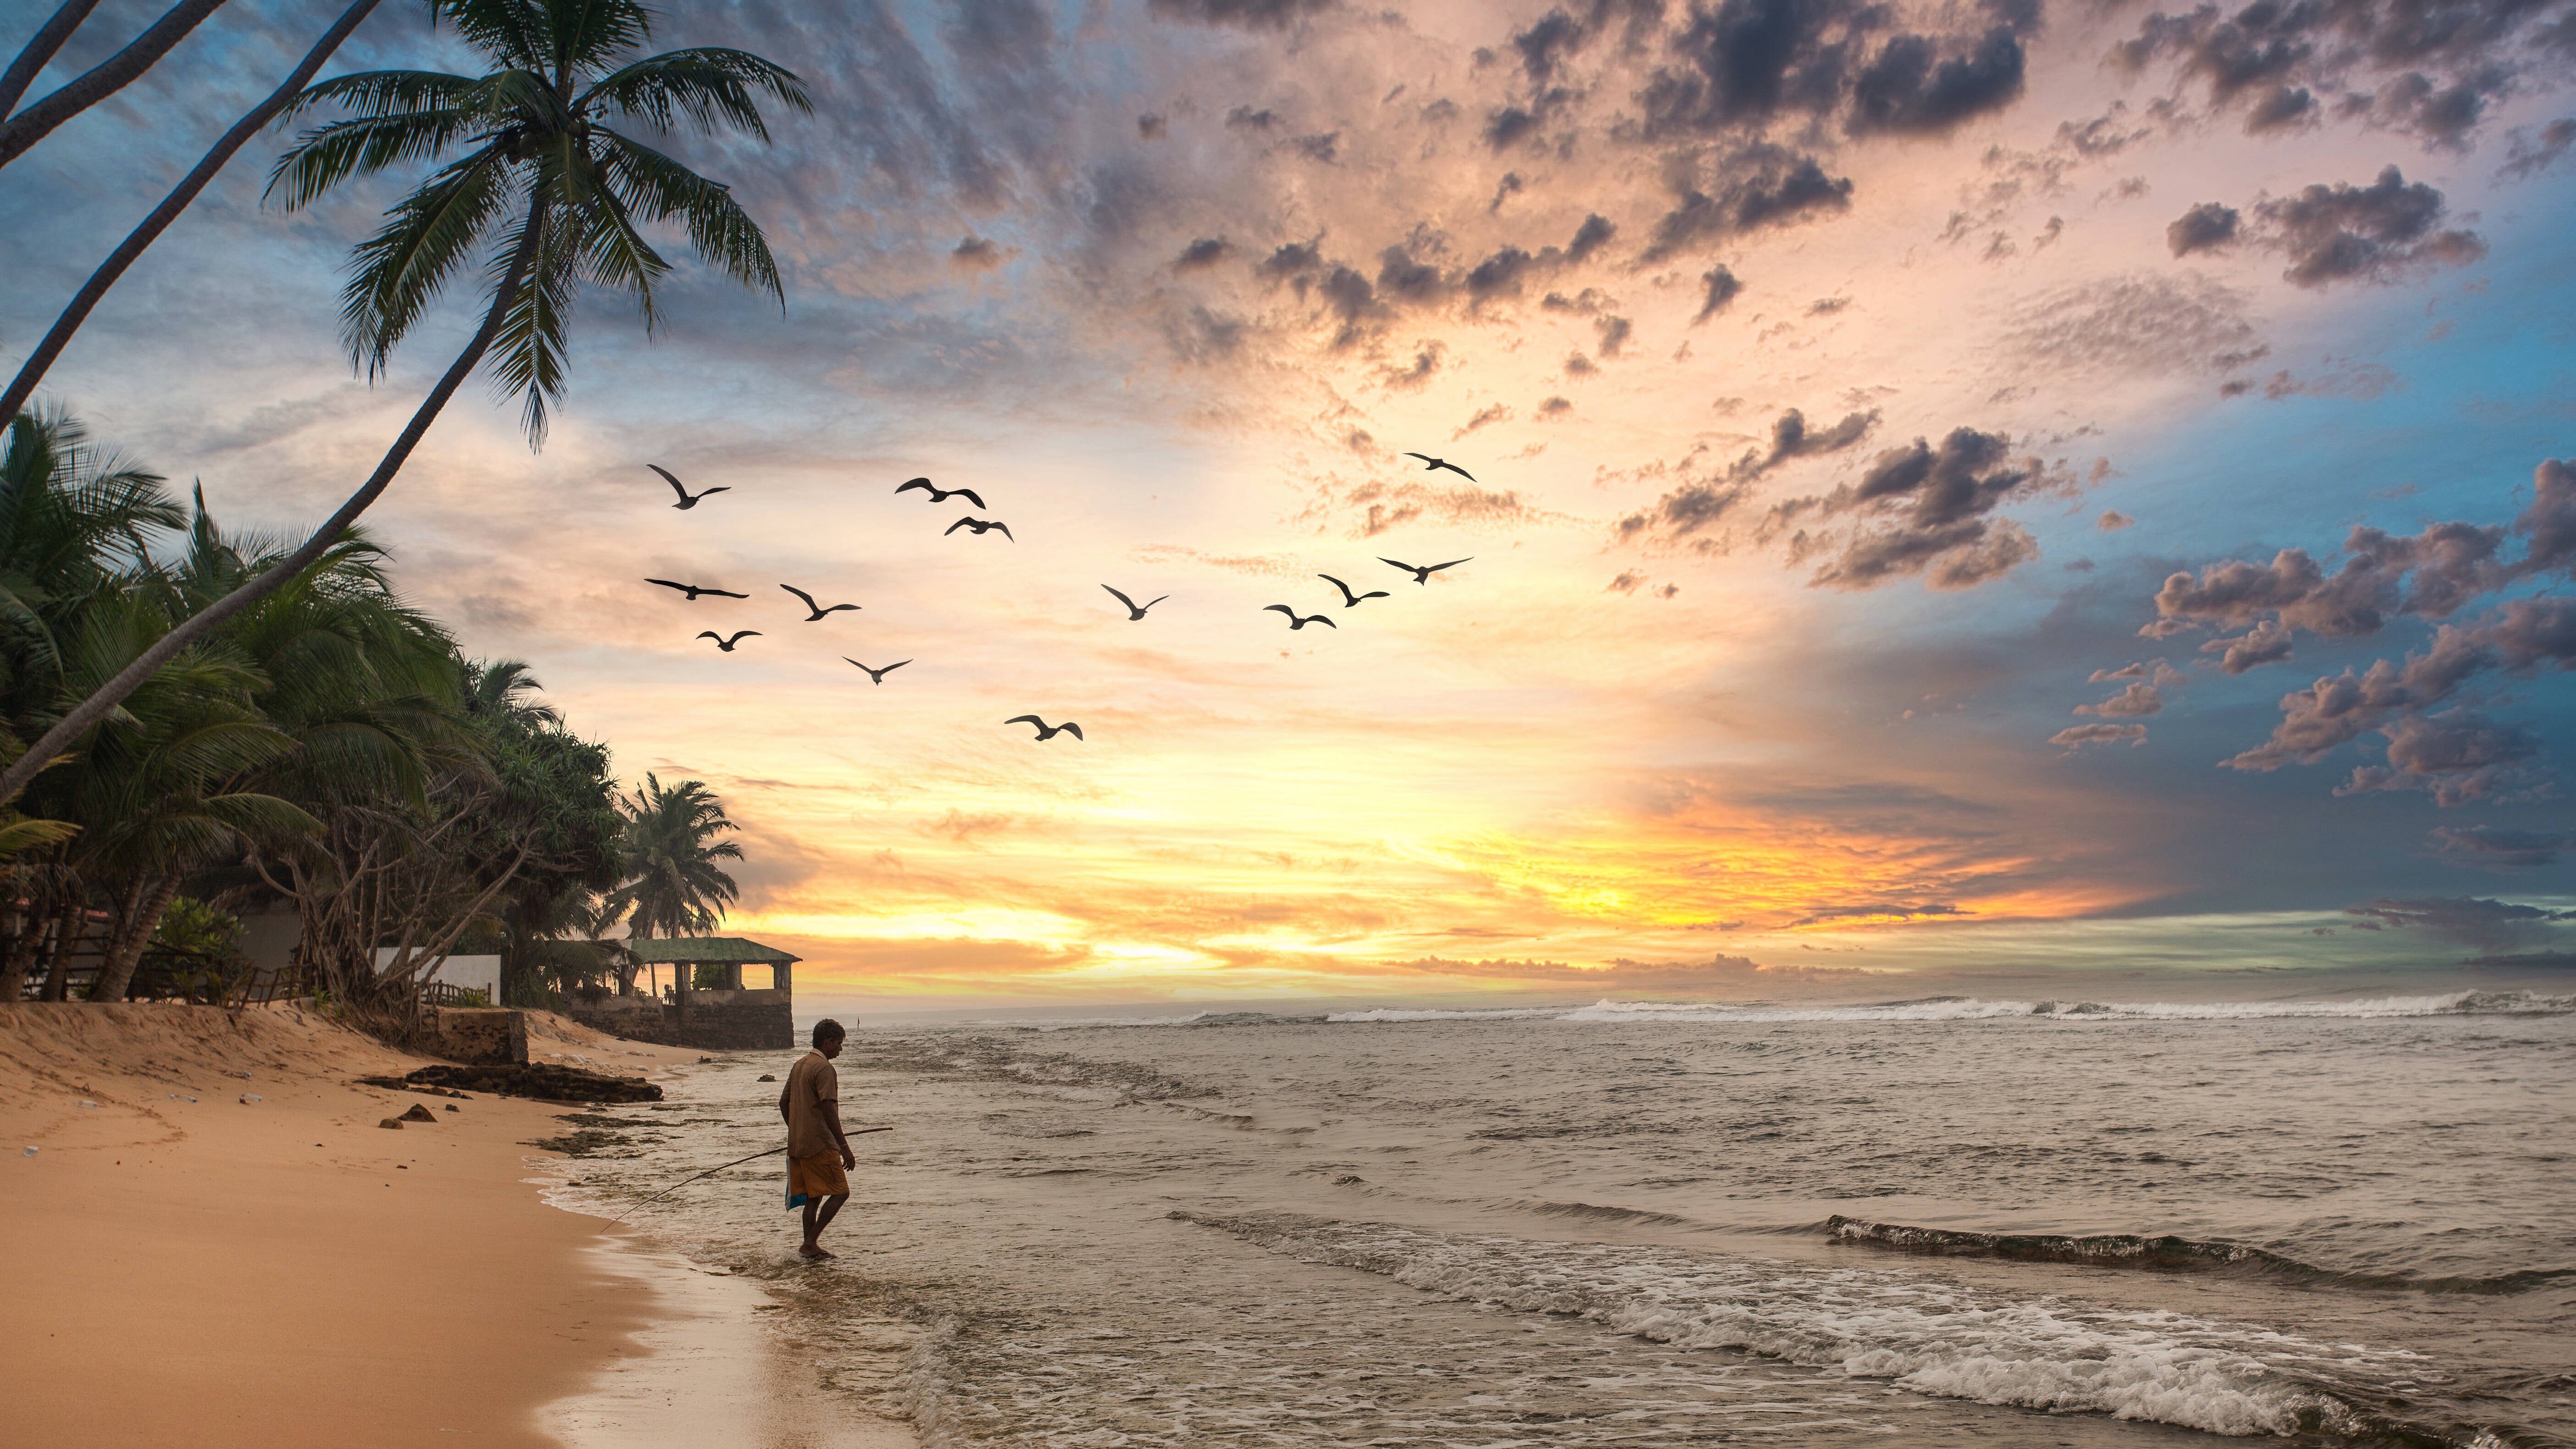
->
xmin=779 ymin=1019 xmax=856 ymax=1260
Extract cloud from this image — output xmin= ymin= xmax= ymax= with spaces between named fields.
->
xmin=2089 ymin=660 xmax=2185 ymax=686
xmin=2075 ymin=682 xmax=2163 ymax=716
xmin=1846 ymin=27 xmax=2028 ymax=137
xmin=1802 ymin=428 xmax=2052 ymax=591
xmin=2202 ymin=617 xmax=2294 ymax=673
xmin=2098 ymin=510 xmax=2135 ymax=531
xmin=1148 ymin=0 xmax=1331 ymax=28
xmin=2166 ymin=201 xmax=2241 ymax=255
xmin=1385 ymin=953 xmax=1868 ymax=988
xmin=2429 ymin=826 xmax=2576 ymax=870
xmin=1694 ymin=266 xmax=1745 ymax=322
xmin=952 ymin=234 xmax=1007 ymax=271
xmin=2343 ymin=896 xmax=2576 ymax=951
xmin=1640 ymin=148 xmax=1854 ymax=261
xmin=1174 ymin=237 xmax=1233 ymax=271
xmin=1999 ymin=273 xmax=2263 ymax=380
xmin=1637 ymin=0 xmax=2036 ymax=141
xmin=1613 ymin=407 xmax=1877 ymax=549
xmin=2499 ymin=118 xmax=2576 ymax=179
xmin=2260 ymin=360 xmax=2401 ymax=400
xmin=2253 ymin=167 xmax=2486 ymax=289
xmin=2051 ymin=723 xmax=2149 ymax=748
xmin=1455 ymin=403 xmax=1511 ymax=437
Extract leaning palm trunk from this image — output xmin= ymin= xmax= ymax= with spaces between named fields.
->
xmin=0 ymin=0 xmax=232 ymax=170
xmin=0 ymin=0 xmax=383 ymax=427
xmin=0 ymin=197 xmax=546 ymax=811
xmin=89 ymin=872 xmax=179 ymax=1002
xmin=0 ymin=0 xmax=106 ymax=121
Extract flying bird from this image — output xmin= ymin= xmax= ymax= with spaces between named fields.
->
xmin=945 ymin=517 xmax=1013 ymax=540
xmin=781 ymin=584 xmax=860 ymax=621
xmin=1102 ymin=585 xmax=1169 ymax=620
xmin=894 ymin=477 xmax=987 ymax=509
xmin=1402 ymin=453 xmax=1476 ymax=481
xmin=1005 ymin=715 xmax=1084 ymax=742
xmin=1264 ymin=605 xmax=1337 ymax=630
xmin=644 ymin=578 xmax=748 ymax=600
xmin=1380 ymin=555 xmax=1471 ymax=585
xmin=696 ymin=631 xmax=761 ymax=652
xmin=650 ymin=464 xmax=729 ymax=509
xmin=1318 ymin=573 xmax=1389 ymax=607
xmin=844 ymin=658 xmax=910 ymax=684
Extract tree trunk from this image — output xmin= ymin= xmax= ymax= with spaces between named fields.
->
xmin=40 ymin=900 xmax=90 ymax=1000
xmin=0 ymin=0 xmax=230 ymax=170
xmin=0 ymin=185 xmax=550 ymax=809
xmin=90 ymin=872 xmax=178 ymax=1002
xmin=0 ymin=0 xmax=105 ymax=122
xmin=0 ymin=0 xmax=383 ymax=427
xmin=0 ymin=886 xmax=50 ymax=1004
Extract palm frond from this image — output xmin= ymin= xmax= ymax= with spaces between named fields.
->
xmin=580 ymin=49 xmax=812 ymax=140
xmin=270 ymin=68 xmax=484 ymax=125
xmin=268 ymin=108 xmax=487 ymax=211
xmin=339 ymin=148 xmax=515 ymax=374
xmin=544 ymin=0 xmax=655 ymax=78
xmin=484 ymin=185 xmax=579 ymax=445
xmin=596 ymin=130 xmax=783 ymax=303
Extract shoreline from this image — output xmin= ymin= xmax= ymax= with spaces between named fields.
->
xmin=0 ymin=1000 xmax=913 ymax=1449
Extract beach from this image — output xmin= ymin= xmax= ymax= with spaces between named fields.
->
xmin=0 ymin=1001 xmax=914 ymax=1449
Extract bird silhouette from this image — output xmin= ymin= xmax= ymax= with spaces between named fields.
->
xmin=1402 ymin=453 xmax=1476 ymax=481
xmin=1380 ymin=555 xmax=1471 ymax=584
xmin=844 ymin=658 xmax=910 ymax=684
xmin=1005 ymin=715 xmax=1084 ymax=741
xmin=1318 ymin=573 xmax=1390 ymax=607
xmin=894 ymin=477 xmax=987 ymax=509
xmin=1102 ymin=585 xmax=1169 ymax=620
xmin=945 ymin=517 xmax=1013 ymax=540
xmin=650 ymin=464 xmax=729 ymax=509
xmin=781 ymin=584 xmax=861 ymax=621
xmin=696 ymin=631 xmax=761 ymax=651
xmin=644 ymin=578 xmax=748 ymax=600
xmin=1265 ymin=604 xmax=1337 ymax=630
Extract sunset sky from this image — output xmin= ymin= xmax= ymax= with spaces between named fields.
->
xmin=6 ymin=0 xmax=2573 ymax=1009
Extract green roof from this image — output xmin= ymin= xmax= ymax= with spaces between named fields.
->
xmin=622 ymin=936 xmax=801 ymax=964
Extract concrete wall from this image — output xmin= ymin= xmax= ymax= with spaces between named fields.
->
xmin=426 ymin=1007 xmax=527 ymax=1065
xmin=561 ymin=991 xmax=792 ymax=1051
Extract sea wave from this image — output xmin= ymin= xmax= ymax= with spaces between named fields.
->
xmin=1181 ymin=1211 xmax=2514 ymax=1445
xmin=1824 ymin=1216 xmax=2576 ymax=1296
xmin=1321 ymin=990 xmax=2576 ymax=1026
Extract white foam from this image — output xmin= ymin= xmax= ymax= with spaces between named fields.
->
xmin=1198 ymin=1215 xmax=2419 ymax=1440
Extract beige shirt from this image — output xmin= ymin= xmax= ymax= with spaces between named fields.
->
xmin=783 ymin=1050 xmax=841 ymax=1159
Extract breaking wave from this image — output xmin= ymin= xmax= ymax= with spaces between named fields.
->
xmin=1181 ymin=1211 xmax=2524 ymax=1445
xmin=1322 ymin=991 xmax=2576 ymax=1026
xmin=1824 ymin=1217 xmax=2576 ymax=1296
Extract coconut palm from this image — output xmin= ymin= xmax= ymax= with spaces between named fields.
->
xmin=606 ymin=773 xmax=740 ymax=990
xmin=0 ymin=0 xmax=810 ymax=807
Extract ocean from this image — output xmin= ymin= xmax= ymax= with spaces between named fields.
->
xmin=544 ymin=990 xmax=2576 ymax=1447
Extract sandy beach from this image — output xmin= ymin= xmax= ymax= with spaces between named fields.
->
xmin=0 ymin=1002 xmax=916 ymax=1449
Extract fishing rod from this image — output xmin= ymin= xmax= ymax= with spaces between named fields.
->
xmin=607 ymin=1127 xmax=894 ymax=1226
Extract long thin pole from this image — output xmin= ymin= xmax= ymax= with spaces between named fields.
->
xmin=605 ymin=1128 xmax=894 ymax=1226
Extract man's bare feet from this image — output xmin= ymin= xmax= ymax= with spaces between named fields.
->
xmin=799 ymin=1244 xmax=835 ymax=1259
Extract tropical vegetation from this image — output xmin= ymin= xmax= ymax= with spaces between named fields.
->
xmin=0 ymin=408 xmax=744 ymax=1031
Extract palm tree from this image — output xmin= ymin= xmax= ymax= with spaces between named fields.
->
xmin=0 ymin=0 xmax=810 ymax=807
xmin=607 ymin=772 xmax=739 ymax=992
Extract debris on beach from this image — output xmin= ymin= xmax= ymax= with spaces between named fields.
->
xmin=397 ymin=1104 xmax=439 ymax=1123
xmin=361 ymin=1063 xmax=663 ymax=1104
xmin=78 ymin=1100 xmax=98 ymax=1108
xmin=758 ymin=1073 xmax=777 ymax=1082
xmin=21 ymin=1146 xmax=34 ymax=1156
xmin=378 ymin=1118 xmax=404 ymax=1130
xmin=443 ymin=1104 xmax=459 ymax=1112
xmin=239 ymin=1094 xmax=262 ymax=1104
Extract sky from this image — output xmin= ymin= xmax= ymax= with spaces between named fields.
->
xmin=4 ymin=0 xmax=2573 ymax=1010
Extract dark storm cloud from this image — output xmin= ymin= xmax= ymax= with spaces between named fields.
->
xmin=2166 ymin=201 xmax=2241 ymax=255
xmin=2254 ymin=167 xmax=2485 ymax=288
xmin=1147 ymin=0 xmax=1333 ymax=29
xmin=1694 ymin=265 xmax=1746 ymax=320
xmin=2428 ymin=826 xmax=2576 ymax=869
xmin=2111 ymin=0 xmax=2567 ymax=145
xmin=1640 ymin=149 xmax=1854 ymax=261
xmin=1798 ymin=429 xmax=2052 ymax=591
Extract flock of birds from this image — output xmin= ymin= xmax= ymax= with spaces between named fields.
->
xmin=642 ymin=453 xmax=1477 ymax=743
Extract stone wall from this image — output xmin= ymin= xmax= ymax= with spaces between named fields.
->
xmin=427 ymin=1006 xmax=527 ymax=1066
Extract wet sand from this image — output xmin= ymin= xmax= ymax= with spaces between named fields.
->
xmin=0 ymin=1000 xmax=914 ymax=1449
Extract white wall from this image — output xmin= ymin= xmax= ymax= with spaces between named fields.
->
xmin=374 ymin=949 xmax=502 ymax=1003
